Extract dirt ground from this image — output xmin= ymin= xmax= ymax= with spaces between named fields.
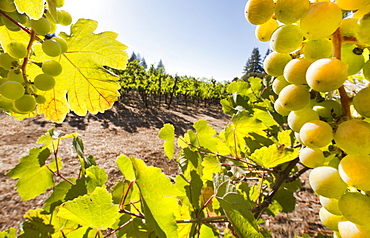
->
xmin=0 ymin=98 xmax=333 ymax=237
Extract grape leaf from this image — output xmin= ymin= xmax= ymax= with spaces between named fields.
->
xmin=201 ymin=155 xmax=222 ymax=181
xmin=14 ymin=0 xmax=44 ymax=19
xmin=85 ymin=165 xmax=107 ymax=193
xmin=251 ymin=145 xmax=298 ymax=168
xmin=0 ymin=228 xmax=16 ymax=238
xmin=158 ymin=124 xmax=175 ymax=160
xmin=114 ymin=216 xmax=150 ymax=238
xmin=116 ymin=155 xmax=136 ymax=181
xmin=6 ymin=147 xmax=54 ymax=201
xmin=43 ymin=179 xmax=75 ymax=213
xmin=58 ymin=187 xmax=120 ymax=230
xmin=0 ymin=26 xmax=29 ymax=47
xmin=193 ymin=120 xmax=219 ymax=152
xmin=38 ymin=19 xmax=129 ymax=122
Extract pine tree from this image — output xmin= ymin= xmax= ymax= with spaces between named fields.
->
xmin=128 ymin=52 xmax=137 ymax=62
xmin=157 ymin=59 xmax=165 ymax=74
xmin=242 ymin=47 xmax=265 ymax=80
xmin=140 ymin=57 xmax=147 ymax=69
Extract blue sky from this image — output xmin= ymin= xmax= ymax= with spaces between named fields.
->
xmin=61 ymin=0 xmax=270 ymax=82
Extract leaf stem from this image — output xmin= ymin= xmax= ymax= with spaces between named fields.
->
xmin=105 ymin=219 xmax=134 ymax=237
xmin=21 ymin=29 xmax=36 ymax=84
xmin=176 ymin=216 xmax=228 ymax=224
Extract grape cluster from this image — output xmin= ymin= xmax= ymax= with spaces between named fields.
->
xmin=245 ymin=0 xmax=370 ymax=237
xmin=0 ymin=0 xmax=70 ymax=113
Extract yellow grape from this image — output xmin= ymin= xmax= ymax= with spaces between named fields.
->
xmin=30 ymin=17 xmax=51 ymax=35
xmin=288 ymin=107 xmax=319 ymax=132
xmin=294 ymin=132 xmax=303 ymax=144
xmin=34 ymin=74 xmax=56 ymax=91
xmin=334 ymin=119 xmax=370 ymax=156
xmin=274 ymin=98 xmax=291 ymax=116
xmin=263 ymin=51 xmax=292 ymax=77
xmin=300 ymin=2 xmax=342 ymax=39
xmin=277 ymin=84 xmax=310 ymax=111
xmin=306 ymin=58 xmax=348 ymax=92
xmin=244 ymin=0 xmax=275 ymax=25
xmin=341 ymin=44 xmax=365 ymax=76
xmin=0 ymin=53 xmax=19 ymax=70
xmin=340 ymin=18 xmax=358 ymax=38
xmin=353 ymin=87 xmax=370 ymax=117
xmin=299 ymin=147 xmax=325 ymax=168
xmin=5 ymin=41 xmax=28 ymax=59
xmin=335 ymin=0 xmax=370 ymax=10
xmin=255 ymin=18 xmax=278 ymax=42
xmin=319 ymin=207 xmax=342 ymax=231
xmin=35 ymin=95 xmax=46 ymax=104
xmin=283 ymin=58 xmax=312 ymax=84
xmin=338 ymin=220 xmax=370 ymax=238
xmin=56 ymin=0 xmax=65 ymax=8
xmin=7 ymin=70 xmax=24 ymax=83
xmin=362 ymin=59 xmax=370 ymax=80
xmin=356 ymin=13 xmax=370 ymax=46
xmin=320 ymin=196 xmax=342 ymax=215
xmin=299 ymin=120 xmax=333 ymax=148
xmin=272 ymin=75 xmax=290 ymax=95
xmin=338 ymin=155 xmax=370 ymax=191
xmin=309 ymin=166 xmax=347 ymax=198
xmin=275 ymin=0 xmax=310 ymax=24
xmin=59 ymin=10 xmax=72 ymax=26
xmin=338 ymin=192 xmax=370 ymax=226
xmin=42 ymin=60 xmax=62 ymax=76
xmin=0 ymin=81 xmax=25 ymax=100
xmin=270 ymin=24 xmax=303 ymax=53
xmin=13 ymin=94 xmax=36 ymax=112
xmin=303 ymin=38 xmax=333 ymax=61
xmin=0 ymin=0 xmax=16 ymax=12
xmin=313 ymin=100 xmax=342 ymax=119
xmin=53 ymin=37 xmax=68 ymax=53
xmin=353 ymin=4 xmax=370 ymax=19
xmin=42 ymin=39 xmax=62 ymax=57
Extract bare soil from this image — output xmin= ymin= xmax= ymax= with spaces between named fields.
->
xmin=0 ymin=99 xmax=333 ymax=237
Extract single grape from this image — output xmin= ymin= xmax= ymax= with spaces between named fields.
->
xmin=284 ymin=58 xmax=312 ymax=85
xmin=244 ymin=0 xmax=275 ymax=25
xmin=42 ymin=39 xmax=62 ymax=57
xmin=288 ymin=108 xmax=320 ymax=132
xmin=309 ymin=166 xmax=347 ymax=198
xmin=270 ymin=24 xmax=303 ymax=54
xmin=353 ymin=87 xmax=370 ymax=117
xmin=335 ymin=0 xmax=370 ymax=10
xmin=0 ymin=53 xmax=19 ymax=70
xmin=278 ymin=84 xmax=310 ymax=111
xmin=35 ymin=95 xmax=46 ymax=104
xmin=313 ymin=100 xmax=343 ymax=119
xmin=306 ymin=58 xmax=348 ymax=92
xmin=274 ymin=98 xmax=291 ymax=116
xmin=299 ymin=147 xmax=325 ymax=168
xmin=255 ymin=18 xmax=278 ymax=42
xmin=275 ymin=0 xmax=310 ymax=24
xmin=34 ymin=74 xmax=56 ymax=91
xmin=0 ymin=0 xmax=16 ymax=12
xmin=300 ymin=2 xmax=342 ymax=39
xmin=56 ymin=0 xmax=65 ymax=8
xmin=42 ymin=60 xmax=62 ymax=76
xmin=363 ymin=59 xmax=370 ymax=80
xmin=338 ymin=220 xmax=370 ymax=238
xmin=319 ymin=207 xmax=342 ymax=231
xmin=1 ymin=12 xmax=20 ymax=31
xmin=320 ymin=196 xmax=342 ymax=215
xmin=338 ymin=155 xmax=370 ymax=191
xmin=59 ymin=10 xmax=72 ymax=26
xmin=30 ymin=17 xmax=51 ymax=35
xmin=13 ymin=94 xmax=36 ymax=112
xmin=263 ymin=51 xmax=292 ymax=77
xmin=338 ymin=192 xmax=370 ymax=226
xmin=356 ymin=13 xmax=370 ymax=46
xmin=53 ymin=37 xmax=68 ymax=53
xmin=5 ymin=41 xmax=28 ymax=59
xmin=299 ymin=120 xmax=333 ymax=148
xmin=334 ymin=119 xmax=370 ymax=156
xmin=7 ymin=69 xmax=24 ymax=83
xmin=341 ymin=44 xmax=365 ymax=76
xmin=340 ymin=18 xmax=358 ymax=38
xmin=272 ymin=76 xmax=290 ymax=95
xmin=0 ymin=81 xmax=25 ymax=100
xmin=303 ymin=39 xmax=333 ymax=61
xmin=353 ymin=4 xmax=370 ymax=19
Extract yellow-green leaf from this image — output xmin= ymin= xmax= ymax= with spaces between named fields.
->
xmin=15 ymin=0 xmax=45 ymax=19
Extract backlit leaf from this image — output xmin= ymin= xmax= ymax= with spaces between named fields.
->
xmin=251 ymin=145 xmax=298 ymax=168
xmin=15 ymin=0 xmax=44 ymax=19
xmin=159 ymin=124 xmax=175 ymax=160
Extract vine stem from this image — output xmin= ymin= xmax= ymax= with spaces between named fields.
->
xmin=176 ymin=216 xmax=228 ymax=224
xmin=21 ymin=29 xmax=36 ymax=84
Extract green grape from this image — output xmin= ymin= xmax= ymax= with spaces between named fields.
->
xmin=263 ymin=51 xmax=292 ymax=77
xmin=35 ymin=94 xmax=46 ymax=104
xmin=244 ymin=0 xmax=275 ymax=25
xmin=338 ymin=220 xmax=370 ymax=238
xmin=255 ymin=18 xmax=278 ymax=42
xmin=338 ymin=155 xmax=370 ymax=191
xmin=335 ymin=0 xmax=370 ymax=10
xmin=1 ymin=12 xmax=20 ymax=31
xmin=270 ymin=24 xmax=303 ymax=53
xmin=306 ymin=58 xmax=348 ymax=92
xmin=320 ymin=196 xmax=342 ymax=215
xmin=334 ymin=119 xmax=370 ymax=156
xmin=278 ymin=84 xmax=310 ymax=111
xmin=356 ymin=13 xmax=370 ymax=46
xmin=48 ymin=22 xmax=57 ymax=34
xmin=303 ymin=38 xmax=333 ymax=61
xmin=5 ymin=41 xmax=28 ymax=59
xmin=0 ymin=0 xmax=16 ymax=12
xmin=353 ymin=87 xmax=370 ymax=117
xmin=56 ymin=0 xmax=64 ymax=8
xmin=299 ymin=120 xmax=333 ymax=148
xmin=341 ymin=44 xmax=365 ymax=76
xmin=340 ymin=18 xmax=358 ymax=38
xmin=353 ymin=4 xmax=370 ymax=19
xmin=7 ymin=69 xmax=24 ymax=83
xmin=283 ymin=58 xmax=312 ymax=84
xmin=363 ymin=59 xmax=370 ymax=80
xmin=300 ymin=2 xmax=342 ymax=39
xmin=338 ymin=192 xmax=370 ymax=226
xmin=272 ymin=75 xmax=290 ymax=95
xmin=299 ymin=147 xmax=325 ymax=168
xmin=309 ymin=166 xmax=347 ymax=198
xmin=313 ymin=100 xmax=343 ymax=119
xmin=53 ymin=37 xmax=68 ymax=53
xmin=31 ymin=17 xmax=51 ymax=35
xmin=288 ymin=107 xmax=319 ymax=132
xmin=34 ymin=74 xmax=56 ymax=91
xmin=13 ymin=94 xmax=36 ymax=112
xmin=42 ymin=39 xmax=62 ymax=57
xmin=59 ymin=10 xmax=72 ymax=26
xmin=18 ymin=13 xmax=29 ymax=25
xmin=319 ymin=207 xmax=342 ymax=231
xmin=0 ymin=53 xmax=19 ymax=70
xmin=275 ymin=0 xmax=310 ymax=24
xmin=42 ymin=60 xmax=62 ymax=76
xmin=0 ymin=81 xmax=25 ymax=100
xmin=274 ymin=98 xmax=291 ymax=116
xmin=0 ymin=96 xmax=14 ymax=111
